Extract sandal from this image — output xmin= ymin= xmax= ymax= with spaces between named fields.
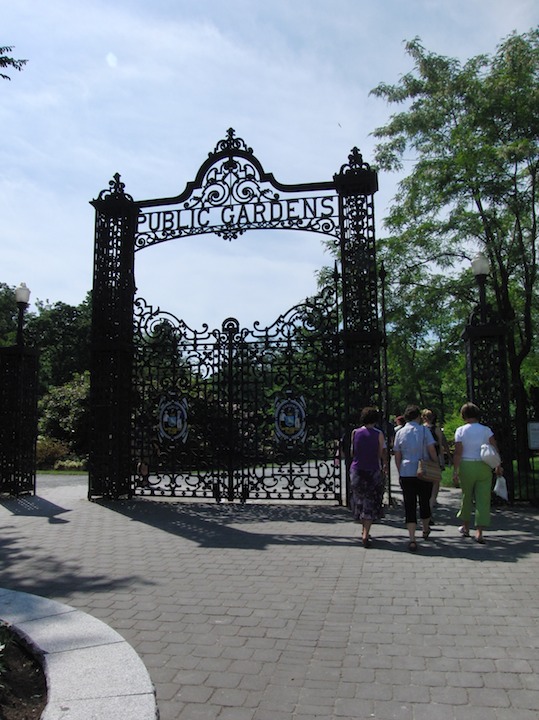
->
xmin=459 ymin=526 xmax=470 ymax=537
xmin=408 ymin=540 xmax=418 ymax=552
xmin=422 ymin=529 xmax=431 ymax=540
xmin=362 ymin=537 xmax=372 ymax=548
xmin=475 ymin=536 xmax=486 ymax=544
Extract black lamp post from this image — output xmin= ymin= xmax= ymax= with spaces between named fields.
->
xmin=15 ymin=282 xmax=31 ymax=347
xmin=470 ymin=252 xmax=490 ymax=324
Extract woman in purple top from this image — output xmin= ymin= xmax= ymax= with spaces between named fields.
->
xmin=350 ymin=407 xmax=387 ymax=547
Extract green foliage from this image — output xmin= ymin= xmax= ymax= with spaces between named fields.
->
xmin=371 ymin=28 xmax=539 ymax=454
xmin=440 ymin=411 xmax=464 ymax=446
xmin=0 ymin=283 xmax=18 ymax=346
xmin=0 ymin=46 xmax=27 ymax=81
xmin=54 ymin=458 xmax=87 ymax=472
xmin=36 ymin=437 xmax=70 ymax=469
xmin=38 ymin=371 xmax=90 ymax=456
xmin=26 ymin=295 xmax=91 ymax=394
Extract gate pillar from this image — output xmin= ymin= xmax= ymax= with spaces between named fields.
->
xmin=463 ymin=305 xmax=513 ymax=500
xmin=334 ymin=149 xmax=380 ymax=423
xmin=334 ymin=149 xmax=380 ymax=507
xmin=89 ymin=174 xmax=138 ymax=499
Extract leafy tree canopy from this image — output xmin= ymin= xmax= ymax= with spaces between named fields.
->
xmin=26 ymin=294 xmax=92 ymax=393
xmin=371 ymin=28 xmax=539 ymax=445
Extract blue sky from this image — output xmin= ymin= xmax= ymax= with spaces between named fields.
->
xmin=2 ymin=0 xmax=538 ymax=329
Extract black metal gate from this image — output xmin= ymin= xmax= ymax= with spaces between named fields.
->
xmin=88 ymin=130 xmax=381 ymax=501
xmin=133 ymin=284 xmax=342 ymax=501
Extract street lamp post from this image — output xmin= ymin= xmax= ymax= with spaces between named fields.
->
xmin=15 ymin=282 xmax=31 ymax=347
xmin=470 ymin=252 xmax=490 ymax=324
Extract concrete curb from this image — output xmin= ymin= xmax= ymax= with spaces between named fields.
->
xmin=0 ymin=588 xmax=158 ymax=720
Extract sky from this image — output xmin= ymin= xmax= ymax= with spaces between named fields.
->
xmin=2 ymin=0 xmax=538 ymax=331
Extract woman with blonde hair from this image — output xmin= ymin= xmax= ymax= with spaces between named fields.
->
xmin=421 ymin=409 xmax=451 ymax=515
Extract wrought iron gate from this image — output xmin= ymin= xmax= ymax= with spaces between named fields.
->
xmin=88 ymin=129 xmax=380 ymax=501
xmin=132 ymin=283 xmax=343 ymax=501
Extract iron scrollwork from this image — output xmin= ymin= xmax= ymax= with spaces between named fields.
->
xmin=135 ymin=130 xmax=340 ymax=247
xmin=132 ymin=285 xmax=343 ymax=502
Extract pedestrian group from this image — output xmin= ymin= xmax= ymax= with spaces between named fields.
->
xmin=348 ymin=402 xmax=504 ymax=551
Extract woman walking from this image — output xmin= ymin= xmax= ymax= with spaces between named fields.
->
xmin=421 ymin=409 xmax=451 ymax=516
xmin=393 ymin=405 xmax=439 ymax=551
xmin=349 ymin=407 xmax=387 ymax=547
xmin=452 ymin=402 xmax=503 ymax=544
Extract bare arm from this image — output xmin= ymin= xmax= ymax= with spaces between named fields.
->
xmin=394 ymin=449 xmax=402 ymax=473
xmin=427 ymin=443 xmax=438 ymax=462
xmin=379 ymin=431 xmax=389 ymax=473
xmin=452 ymin=441 xmax=463 ymax=485
xmin=349 ymin=429 xmax=356 ymax=459
xmin=488 ymin=435 xmax=504 ymax=475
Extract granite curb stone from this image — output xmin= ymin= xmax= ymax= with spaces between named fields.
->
xmin=0 ymin=588 xmax=158 ymax=720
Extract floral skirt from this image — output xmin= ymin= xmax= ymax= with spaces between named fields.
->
xmin=350 ymin=468 xmax=384 ymax=522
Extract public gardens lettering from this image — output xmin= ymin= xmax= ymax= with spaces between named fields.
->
xmin=137 ymin=196 xmax=337 ymax=236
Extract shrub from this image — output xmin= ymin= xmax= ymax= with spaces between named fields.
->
xmin=54 ymin=458 xmax=87 ymax=472
xmin=36 ymin=436 xmax=70 ymax=469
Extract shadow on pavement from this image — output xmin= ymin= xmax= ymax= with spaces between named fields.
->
xmin=96 ymin=498 xmax=358 ymax=551
xmin=94 ymin=491 xmax=539 ymax=562
xmin=381 ymin=495 xmax=539 ymax=561
xmin=0 ymin=495 xmax=71 ymax=523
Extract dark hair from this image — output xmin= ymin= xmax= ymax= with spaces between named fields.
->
xmin=404 ymin=405 xmax=421 ymax=422
xmin=360 ymin=406 xmax=380 ymax=426
xmin=461 ymin=402 xmax=481 ymax=421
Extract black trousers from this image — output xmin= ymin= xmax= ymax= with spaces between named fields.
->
xmin=399 ymin=475 xmax=432 ymax=524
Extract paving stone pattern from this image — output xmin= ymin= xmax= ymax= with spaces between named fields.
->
xmin=1 ymin=473 xmax=539 ymax=719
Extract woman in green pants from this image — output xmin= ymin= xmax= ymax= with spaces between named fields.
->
xmin=452 ymin=402 xmax=503 ymax=544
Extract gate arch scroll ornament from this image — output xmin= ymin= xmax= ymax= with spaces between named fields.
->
xmin=88 ymin=129 xmax=380 ymax=501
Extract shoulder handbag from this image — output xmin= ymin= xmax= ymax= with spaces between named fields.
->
xmin=480 ymin=443 xmax=501 ymax=469
xmin=417 ymin=427 xmax=442 ymax=482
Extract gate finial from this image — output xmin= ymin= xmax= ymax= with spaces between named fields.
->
xmin=96 ymin=172 xmax=134 ymax=201
xmin=212 ymin=128 xmax=253 ymax=156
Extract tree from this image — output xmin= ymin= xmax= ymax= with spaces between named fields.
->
xmin=0 ymin=283 xmax=18 ymax=346
xmin=26 ymin=294 xmax=92 ymax=394
xmin=38 ymin=372 xmax=90 ymax=457
xmin=371 ymin=28 xmax=539 ymax=470
xmin=0 ymin=46 xmax=27 ymax=80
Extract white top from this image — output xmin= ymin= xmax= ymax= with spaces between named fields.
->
xmin=454 ymin=422 xmax=493 ymax=460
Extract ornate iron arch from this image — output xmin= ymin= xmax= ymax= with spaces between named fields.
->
xmin=88 ymin=129 xmax=380 ymax=500
xmin=136 ymin=128 xmax=341 ymax=246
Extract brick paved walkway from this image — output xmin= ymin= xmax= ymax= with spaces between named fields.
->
xmin=2 ymin=473 xmax=539 ymax=719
